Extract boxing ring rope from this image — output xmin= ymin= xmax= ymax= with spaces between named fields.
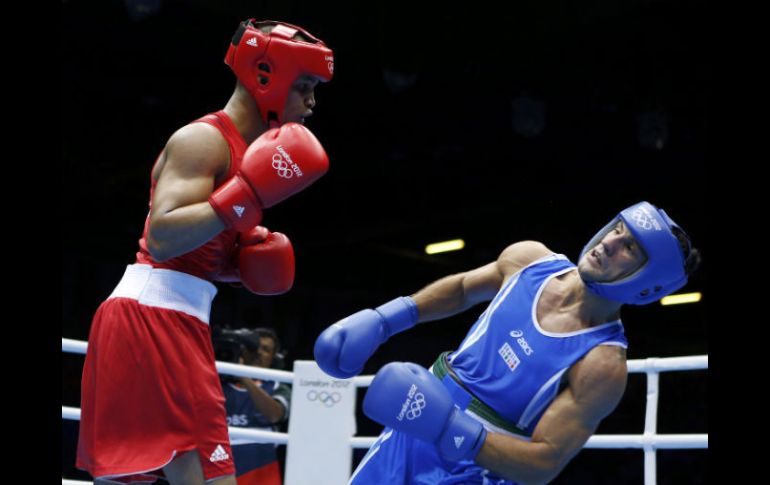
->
xmin=62 ymin=338 xmax=707 ymax=485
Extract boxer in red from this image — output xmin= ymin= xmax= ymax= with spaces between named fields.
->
xmin=76 ymin=19 xmax=334 ymax=485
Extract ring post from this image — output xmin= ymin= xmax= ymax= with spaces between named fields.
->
xmin=285 ymin=360 xmax=358 ymax=484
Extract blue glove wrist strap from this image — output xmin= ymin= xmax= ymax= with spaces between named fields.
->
xmin=439 ymin=408 xmax=487 ymax=462
xmin=376 ymin=296 xmax=419 ymax=338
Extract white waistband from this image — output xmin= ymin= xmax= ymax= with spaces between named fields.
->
xmin=108 ymin=264 xmax=218 ymax=324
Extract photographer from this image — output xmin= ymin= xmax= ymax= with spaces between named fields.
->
xmin=214 ymin=327 xmax=291 ymax=485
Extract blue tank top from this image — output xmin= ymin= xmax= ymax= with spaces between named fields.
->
xmin=448 ymin=254 xmax=628 ymax=437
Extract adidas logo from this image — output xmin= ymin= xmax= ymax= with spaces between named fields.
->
xmin=454 ymin=436 xmax=465 ymax=449
xmin=246 ymin=37 xmax=258 ymax=47
xmin=210 ymin=444 xmax=229 ymax=462
xmin=233 ymin=205 xmax=245 ymax=218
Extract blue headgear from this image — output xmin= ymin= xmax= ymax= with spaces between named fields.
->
xmin=579 ymin=201 xmax=691 ymax=305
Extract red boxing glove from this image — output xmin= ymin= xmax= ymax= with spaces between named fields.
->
xmin=209 ymin=123 xmax=329 ymax=232
xmin=212 ymin=227 xmax=270 ymax=285
xmin=238 ymin=226 xmax=295 ymax=295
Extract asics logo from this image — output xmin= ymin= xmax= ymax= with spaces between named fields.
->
xmin=509 ymin=330 xmax=533 ymax=356
xmin=272 ymin=154 xmax=294 ymax=178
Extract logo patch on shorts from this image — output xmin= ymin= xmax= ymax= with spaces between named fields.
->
xmin=498 ymin=342 xmax=520 ymax=372
xmin=209 ymin=444 xmax=230 ymax=462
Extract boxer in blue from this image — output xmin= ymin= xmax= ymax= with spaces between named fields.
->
xmin=315 ymin=201 xmax=701 ymax=484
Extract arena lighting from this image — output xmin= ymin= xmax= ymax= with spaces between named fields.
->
xmin=425 ymin=239 xmax=465 ymax=255
xmin=123 ymin=0 xmax=162 ymax=21
xmin=660 ymin=292 xmax=702 ymax=306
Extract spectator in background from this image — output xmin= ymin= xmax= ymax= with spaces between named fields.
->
xmin=215 ymin=327 xmax=291 ymax=485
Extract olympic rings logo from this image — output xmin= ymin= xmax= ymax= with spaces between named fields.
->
xmin=307 ymin=390 xmax=341 ymax=407
xmin=272 ymin=154 xmax=294 ymax=179
xmin=405 ymin=392 xmax=427 ymax=420
xmin=631 ymin=209 xmax=653 ymax=230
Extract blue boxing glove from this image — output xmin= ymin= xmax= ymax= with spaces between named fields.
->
xmin=314 ymin=297 xmax=419 ymax=379
xmin=363 ymin=362 xmax=487 ymax=462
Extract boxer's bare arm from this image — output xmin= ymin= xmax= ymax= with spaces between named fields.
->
xmin=146 ymin=123 xmax=229 ymax=261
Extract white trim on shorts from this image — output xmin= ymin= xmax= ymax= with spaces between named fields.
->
xmin=108 ymin=264 xmax=217 ymax=324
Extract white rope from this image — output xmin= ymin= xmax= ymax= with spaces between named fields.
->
xmin=62 ymin=338 xmax=87 ymax=355
xmin=62 ymin=338 xmax=708 ymax=378
xmin=62 ymin=410 xmax=708 ymax=451
xmin=352 ymin=375 xmax=374 ymax=387
xmin=62 ymin=337 xmax=708 ymax=485
xmin=62 ymin=406 xmax=80 ymax=420
xmin=627 ymin=355 xmax=708 ymax=372
xmin=350 ymin=436 xmax=378 ymax=448
xmin=215 ymin=361 xmax=293 ymax=383
xmin=586 ymin=433 xmax=707 ymax=449
xmin=228 ymin=426 xmax=288 ymax=444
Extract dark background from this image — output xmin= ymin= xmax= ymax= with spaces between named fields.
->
xmin=62 ymin=0 xmax=708 ymax=483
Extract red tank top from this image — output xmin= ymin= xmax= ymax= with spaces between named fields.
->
xmin=135 ymin=111 xmax=248 ymax=281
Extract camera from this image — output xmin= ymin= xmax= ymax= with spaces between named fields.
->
xmin=212 ymin=327 xmax=256 ymax=364
xmin=212 ymin=327 xmax=286 ymax=370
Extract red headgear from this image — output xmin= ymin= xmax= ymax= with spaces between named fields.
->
xmin=225 ymin=19 xmax=334 ymax=126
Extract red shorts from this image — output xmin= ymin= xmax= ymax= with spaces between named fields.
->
xmin=76 ymin=264 xmax=235 ymax=482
